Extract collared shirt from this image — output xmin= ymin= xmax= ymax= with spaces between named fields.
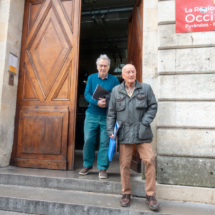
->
xmin=98 ymin=73 xmax=108 ymax=79
xmin=125 ymin=82 xmax=136 ymax=97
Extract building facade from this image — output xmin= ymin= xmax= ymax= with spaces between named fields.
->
xmin=0 ymin=0 xmax=215 ymax=204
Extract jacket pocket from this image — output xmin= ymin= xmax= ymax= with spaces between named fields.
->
xmin=135 ymin=95 xmax=147 ymax=109
xmin=118 ymin=123 xmax=125 ymax=141
xmin=138 ymin=123 xmax=153 ymax=140
xmin=116 ymin=96 xmax=126 ymax=111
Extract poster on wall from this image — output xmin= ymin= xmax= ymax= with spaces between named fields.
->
xmin=8 ymin=53 xmax=18 ymax=74
xmin=176 ymin=0 xmax=215 ymax=33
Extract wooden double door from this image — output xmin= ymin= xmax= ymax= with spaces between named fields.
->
xmin=11 ymin=0 xmax=143 ymax=171
xmin=11 ymin=0 xmax=81 ymax=170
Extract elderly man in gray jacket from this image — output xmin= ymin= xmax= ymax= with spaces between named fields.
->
xmin=107 ymin=64 xmax=159 ymax=211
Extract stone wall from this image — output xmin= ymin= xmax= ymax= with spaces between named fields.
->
xmin=142 ymin=0 xmax=158 ymax=154
xmin=157 ymin=0 xmax=215 ymax=187
xmin=141 ymin=0 xmax=158 ymax=178
xmin=0 ymin=0 xmax=25 ymax=167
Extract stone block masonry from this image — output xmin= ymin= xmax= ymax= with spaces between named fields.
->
xmin=159 ymin=48 xmax=215 ymax=75
xmin=0 ymin=0 xmax=25 ymax=167
xmin=158 ymin=74 xmax=215 ymax=100
xmin=157 ymin=156 xmax=215 ymax=188
xmin=158 ymin=102 xmax=215 ymax=128
xmin=157 ymin=0 xmax=215 ymax=188
xmin=158 ymin=129 xmax=215 ymax=158
xmin=142 ymin=0 xmax=159 ymax=156
xmin=159 ymin=24 xmax=215 ymax=49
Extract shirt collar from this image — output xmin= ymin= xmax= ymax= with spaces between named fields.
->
xmin=125 ymin=81 xmax=136 ymax=89
xmin=98 ymin=73 xmax=108 ymax=79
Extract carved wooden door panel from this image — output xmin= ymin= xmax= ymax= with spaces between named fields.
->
xmin=127 ymin=0 xmax=143 ymax=173
xmin=12 ymin=0 xmax=81 ymax=170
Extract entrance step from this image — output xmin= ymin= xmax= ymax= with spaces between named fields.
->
xmin=0 ymin=167 xmax=145 ymax=197
xmin=0 ymin=211 xmax=32 ymax=215
xmin=0 ymin=184 xmax=214 ymax=215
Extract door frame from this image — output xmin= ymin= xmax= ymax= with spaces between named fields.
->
xmin=127 ymin=0 xmax=143 ymax=173
xmin=10 ymin=0 xmax=143 ymax=172
xmin=66 ymin=0 xmax=82 ymax=170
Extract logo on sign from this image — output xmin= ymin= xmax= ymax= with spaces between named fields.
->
xmin=200 ymin=7 xmax=207 ymax=13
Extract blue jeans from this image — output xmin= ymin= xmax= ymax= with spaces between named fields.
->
xmin=83 ymin=111 xmax=109 ymax=170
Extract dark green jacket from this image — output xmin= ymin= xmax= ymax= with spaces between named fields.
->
xmin=107 ymin=80 xmax=157 ymax=144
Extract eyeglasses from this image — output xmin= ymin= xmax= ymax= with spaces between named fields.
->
xmin=124 ymin=71 xmax=136 ymax=75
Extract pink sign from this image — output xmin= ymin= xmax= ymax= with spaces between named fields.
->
xmin=176 ymin=0 xmax=215 ymax=33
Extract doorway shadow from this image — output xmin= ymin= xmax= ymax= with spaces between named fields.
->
xmin=74 ymin=150 xmax=141 ymax=176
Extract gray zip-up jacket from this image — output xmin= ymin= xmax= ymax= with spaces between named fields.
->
xmin=107 ymin=80 xmax=157 ymax=144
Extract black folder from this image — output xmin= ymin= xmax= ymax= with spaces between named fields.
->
xmin=92 ymin=84 xmax=110 ymax=100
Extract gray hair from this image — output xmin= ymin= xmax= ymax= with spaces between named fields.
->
xmin=96 ymin=54 xmax=111 ymax=66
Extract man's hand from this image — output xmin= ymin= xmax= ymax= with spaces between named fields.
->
xmin=97 ymin=98 xmax=106 ymax=108
xmin=109 ymin=134 xmax=114 ymax=138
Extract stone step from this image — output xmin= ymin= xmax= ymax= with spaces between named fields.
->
xmin=0 ymin=184 xmax=214 ymax=215
xmin=0 ymin=167 xmax=145 ymax=197
xmin=0 ymin=211 xmax=32 ymax=215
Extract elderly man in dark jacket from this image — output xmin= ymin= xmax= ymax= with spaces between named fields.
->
xmin=107 ymin=64 xmax=159 ymax=211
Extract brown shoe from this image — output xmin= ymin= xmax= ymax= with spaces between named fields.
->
xmin=146 ymin=195 xmax=160 ymax=211
xmin=120 ymin=194 xmax=131 ymax=207
xmin=79 ymin=167 xmax=92 ymax=175
xmin=99 ymin=170 xmax=108 ymax=179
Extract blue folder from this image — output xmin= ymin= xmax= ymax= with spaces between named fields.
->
xmin=108 ymin=122 xmax=120 ymax=161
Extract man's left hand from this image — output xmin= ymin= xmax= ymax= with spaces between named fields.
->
xmin=97 ymin=98 xmax=106 ymax=108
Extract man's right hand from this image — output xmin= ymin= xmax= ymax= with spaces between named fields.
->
xmin=97 ymin=98 xmax=106 ymax=108
xmin=109 ymin=134 xmax=114 ymax=138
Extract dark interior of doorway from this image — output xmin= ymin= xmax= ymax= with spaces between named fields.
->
xmin=75 ymin=0 xmax=137 ymax=152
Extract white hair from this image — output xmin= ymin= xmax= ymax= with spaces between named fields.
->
xmin=96 ymin=54 xmax=111 ymax=66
